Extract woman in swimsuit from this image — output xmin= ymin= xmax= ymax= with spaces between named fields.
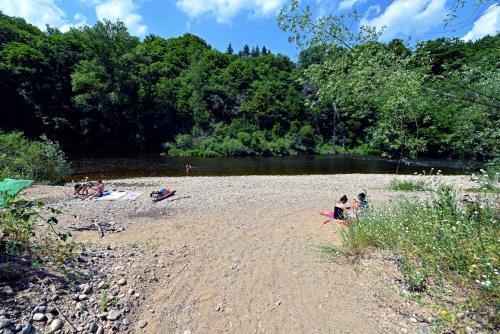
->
xmin=333 ymin=195 xmax=350 ymax=219
xmin=86 ymin=180 xmax=105 ymax=199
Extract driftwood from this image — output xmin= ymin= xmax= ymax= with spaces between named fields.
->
xmin=68 ymin=222 xmax=119 ymax=238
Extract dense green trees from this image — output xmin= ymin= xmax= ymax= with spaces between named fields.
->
xmin=0 ymin=11 xmax=498 ymax=159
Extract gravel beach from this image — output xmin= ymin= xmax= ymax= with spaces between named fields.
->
xmin=3 ymin=174 xmax=476 ymax=334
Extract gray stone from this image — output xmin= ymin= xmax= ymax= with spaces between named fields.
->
xmin=419 ymin=325 xmax=431 ymax=334
xmin=49 ymin=319 xmax=63 ymax=332
xmin=88 ymin=322 xmax=98 ymax=333
xmin=20 ymin=322 xmax=32 ymax=334
xmin=95 ymin=325 xmax=104 ymax=334
xmin=78 ymin=294 xmax=88 ymax=301
xmin=98 ymin=312 xmax=108 ymax=319
xmin=466 ymin=327 xmax=474 ymax=334
xmin=117 ymin=279 xmax=127 ymax=286
xmin=1 ymin=328 xmax=14 ymax=334
xmin=0 ymin=316 xmax=11 ymax=329
xmin=138 ymin=320 xmax=147 ymax=328
xmin=106 ymin=310 xmax=121 ymax=321
xmin=0 ymin=286 xmax=13 ymax=295
xmin=81 ymin=284 xmax=92 ymax=295
xmin=122 ymin=318 xmax=130 ymax=326
xmin=32 ymin=313 xmax=46 ymax=322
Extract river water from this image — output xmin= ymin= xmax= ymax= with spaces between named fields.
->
xmin=70 ymin=154 xmax=475 ymax=180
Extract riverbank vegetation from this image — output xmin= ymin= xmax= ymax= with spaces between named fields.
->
xmin=0 ymin=132 xmax=70 ymax=184
xmin=0 ymin=11 xmax=498 ymax=160
xmin=339 ymin=184 xmax=499 ymax=331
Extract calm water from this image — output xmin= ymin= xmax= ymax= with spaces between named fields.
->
xmin=70 ymin=155 xmax=475 ymax=180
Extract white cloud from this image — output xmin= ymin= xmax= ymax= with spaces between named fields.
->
xmin=361 ymin=0 xmax=448 ymax=41
xmin=59 ymin=13 xmax=88 ymax=33
xmin=338 ymin=0 xmax=366 ymax=11
xmin=462 ymin=4 xmax=500 ymax=41
xmin=176 ymin=0 xmax=287 ymax=24
xmin=94 ymin=0 xmax=147 ymax=36
xmin=0 ymin=0 xmax=65 ymax=29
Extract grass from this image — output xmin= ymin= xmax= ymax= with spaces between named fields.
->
xmin=335 ymin=184 xmax=499 ymax=331
xmin=389 ymin=179 xmax=428 ymax=191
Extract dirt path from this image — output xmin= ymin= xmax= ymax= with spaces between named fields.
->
xmin=24 ymin=174 xmax=473 ymax=333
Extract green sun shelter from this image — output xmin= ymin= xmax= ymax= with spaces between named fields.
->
xmin=0 ymin=178 xmax=33 ymax=207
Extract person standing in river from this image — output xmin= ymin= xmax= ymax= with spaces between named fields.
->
xmin=185 ymin=164 xmax=192 ymax=175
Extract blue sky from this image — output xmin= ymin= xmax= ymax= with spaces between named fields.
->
xmin=0 ymin=0 xmax=498 ymax=59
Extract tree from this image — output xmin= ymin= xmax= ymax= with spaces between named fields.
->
xmin=239 ymin=44 xmax=250 ymax=57
xmin=226 ymin=43 xmax=234 ymax=55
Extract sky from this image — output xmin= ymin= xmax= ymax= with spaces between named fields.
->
xmin=0 ymin=0 xmax=498 ymax=59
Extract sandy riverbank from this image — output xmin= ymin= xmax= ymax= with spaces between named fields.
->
xmin=17 ymin=174 xmax=475 ymax=333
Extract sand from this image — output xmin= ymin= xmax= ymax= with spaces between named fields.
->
xmin=21 ymin=174 xmax=474 ymax=333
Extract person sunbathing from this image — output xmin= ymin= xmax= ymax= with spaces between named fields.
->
xmin=86 ymin=180 xmax=105 ymax=199
xmin=320 ymin=195 xmax=350 ymax=225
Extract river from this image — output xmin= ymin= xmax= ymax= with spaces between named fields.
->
xmin=70 ymin=154 xmax=475 ymax=180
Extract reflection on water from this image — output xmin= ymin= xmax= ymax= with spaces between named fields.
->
xmin=70 ymin=154 xmax=476 ymax=180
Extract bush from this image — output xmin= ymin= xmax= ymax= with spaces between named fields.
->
xmin=0 ymin=195 xmax=74 ymax=262
xmin=0 ymin=132 xmax=71 ymax=184
xmin=389 ymin=179 xmax=428 ymax=191
xmin=338 ymin=185 xmax=499 ymax=330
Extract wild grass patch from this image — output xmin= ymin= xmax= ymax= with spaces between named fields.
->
xmin=388 ymin=179 xmax=428 ymax=191
xmin=336 ymin=184 xmax=498 ymax=331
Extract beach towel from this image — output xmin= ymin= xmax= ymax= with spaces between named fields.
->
xmin=0 ymin=178 xmax=33 ymax=207
xmin=120 ymin=192 xmax=142 ymax=201
xmin=94 ymin=191 xmax=127 ymax=201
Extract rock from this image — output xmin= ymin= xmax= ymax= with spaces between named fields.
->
xmin=49 ymin=319 xmax=63 ymax=332
xmin=127 ymin=289 xmax=134 ymax=295
xmin=138 ymin=320 xmax=147 ymax=328
xmin=466 ymin=327 xmax=474 ymax=334
xmin=88 ymin=322 xmax=98 ymax=333
xmin=420 ymin=326 xmax=431 ymax=334
xmin=32 ymin=313 xmax=46 ymax=322
xmin=95 ymin=325 xmax=104 ymax=334
xmin=1 ymin=328 xmax=14 ymax=334
xmin=45 ymin=313 xmax=54 ymax=325
xmin=35 ymin=306 xmax=47 ymax=313
xmin=46 ymin=306 xmax=57 ymax=314
xmin=97 ymin=282 xmax=109 ymax=290
xmin=409 ymin=317 xmax=418 ymax=323
xmin=0 ymin=286 xmax=13 ymax=295
xmin=122 ymin=318 xmax=130 ymax=326
xmin=20 ymin=322 xmax=32 ymax=334
xmin=106 ymin=310 xmax=121 ymax=321
xmin=0 ymin=316 xmax=11 ymax=329
xmin=81 ymin=284 xmax=92 ymax=294
xmin=98 ymin=312 xmax=108 ymax=320
xmin=117 ymin=279 xmax=127 ymax=286
xmin=275 ymin=300 xmax=281 ymax=306
xmin=183 ymin=330 xmax=192 ymax=334
xmin=78 ymin=294 xmax=88 ymax=301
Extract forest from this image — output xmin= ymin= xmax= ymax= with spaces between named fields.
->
xmin=0 ymin=11 xmax=498 ymax=160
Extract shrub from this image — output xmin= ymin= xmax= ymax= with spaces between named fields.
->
xmin=389 ymin=179 xmax=427 ymax=191
xmin=0 ymin=132 xmax=71 ymax=184
xmin=0 ymin=195 xmax=74 ymax=262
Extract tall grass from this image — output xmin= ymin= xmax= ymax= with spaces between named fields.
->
xmin=339 ymin=185 xmax=499 ymax=329
xmin=389 ymin=179 xmax=428 ymax=191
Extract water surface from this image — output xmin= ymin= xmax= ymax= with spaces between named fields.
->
xmin=70 ymin=155 xmax=475 ymax=180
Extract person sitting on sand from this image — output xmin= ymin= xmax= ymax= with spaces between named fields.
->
xmin=86 ymin=180 xmax=105 ymax=199
xmin=350 ymin=192 xmax=368 ymax=219
xmin=334 ymin=195 xmax=350 ymax=220
xmin=150 ymin=183 xmax=172 ymax=198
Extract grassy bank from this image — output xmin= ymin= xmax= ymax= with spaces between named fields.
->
xmin=338 ymin=185 xmax=499 ymax=331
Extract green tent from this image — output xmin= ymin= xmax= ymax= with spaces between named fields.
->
xmin=0 ymin=178 xmax=33 ymax=207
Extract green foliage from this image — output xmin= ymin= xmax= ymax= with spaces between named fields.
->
xmin=0 ymin=11 xmax=498 ymax=159
xmin=338 ymin=184 xmax=499 ymax=329
xmin=0 ymin=132 xmax=71 ymax=184
xmin=0 ymin=195 xmax=74 ymax=262
xmin=389 ymin=179 xmax=428 ymax=191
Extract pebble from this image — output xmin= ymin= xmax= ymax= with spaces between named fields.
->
xmin=97 ymin=282 xmax=109 ymax=290
xmin=81 ymin=284 xmax=92 ymax=294
xmin=88 ymin=322 xmax=98 ymax=333
xmin=420 ymin=326 xmax=431 ymax=334
xmin=78 ymin=294 xmax=88 ymax=301
xmin=0 ymin=286 xmax=13 ymax=295
xmin=32 ymin=313 xmax=46 ymax=322
xmin=49 ymin=319 xmax=63 ymax=332
xmin=106 ymin=310 xmax=121 ymax=321
xmin=138 ymin=320 xmax=148 ymax=328
xmin=466 ymin=327 xmax=474 ymax=334
xmin=117 ymin=279 xmax=127 ymax=286
xmin=122 ymin=318 xmax=130 ymax=326
xmin=20 ymin=322 xmax=32 ymax=334
xmin=96 ymin=325 xmax=104 ymax=334
xmin=0 ymin=317 xmax=11 ymax=329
